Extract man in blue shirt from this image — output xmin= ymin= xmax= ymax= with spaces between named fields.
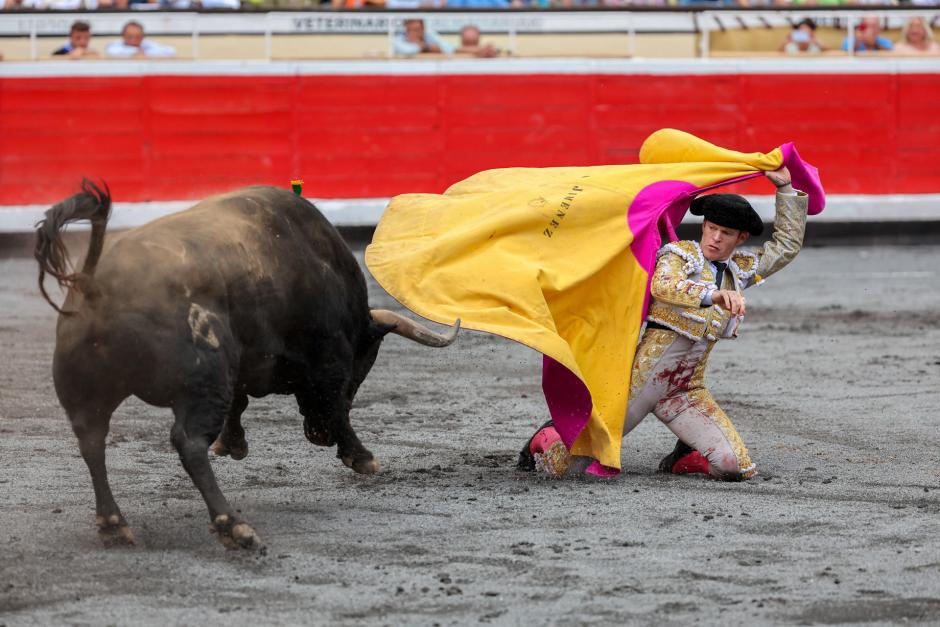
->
xmin=53 ymin=21 xmax=100 ymax=59
xmin=842 ymin=16 xmax=893 ymax=52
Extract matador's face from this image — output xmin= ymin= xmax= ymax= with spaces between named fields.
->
xmin=700 ymin=220 xmax=749 ymax=262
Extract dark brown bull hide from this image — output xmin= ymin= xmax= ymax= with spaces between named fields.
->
xmin=35 ymin=181 xmax=457 ymax=549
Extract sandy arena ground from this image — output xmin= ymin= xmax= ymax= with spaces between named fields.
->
xmin=1 ymin=242 xmax=940 ymax=626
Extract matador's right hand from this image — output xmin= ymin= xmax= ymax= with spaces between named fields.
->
xmin=712 ymin=290 xmax=746 ymax=316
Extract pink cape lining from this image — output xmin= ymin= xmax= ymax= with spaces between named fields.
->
xmin=540 ymin=145 xmax=824 ymax=477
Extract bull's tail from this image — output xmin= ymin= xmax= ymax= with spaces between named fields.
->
xmin=34 ymin=179 xmax=112 ymax=315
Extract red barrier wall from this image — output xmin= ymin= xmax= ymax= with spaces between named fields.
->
xmin=2 ymin=72 xmax=938 ymax=205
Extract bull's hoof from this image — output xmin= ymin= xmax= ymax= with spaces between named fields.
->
xmin=211 ymin=514 xmax=261 ymax=550
xmin=96 ymin=514 xmax=135 ymax=547
xmin=342 ymin=456 xmax=380 ymax=475
xmin=211 ymin=436 xmax=248 ymax=461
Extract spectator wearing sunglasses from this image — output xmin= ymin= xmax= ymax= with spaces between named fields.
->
xmin=781 ymin=18 xmax=824 ymax=55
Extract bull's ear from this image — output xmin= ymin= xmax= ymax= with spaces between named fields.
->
xmin=369 ymin=320 xmax=397 ymax=341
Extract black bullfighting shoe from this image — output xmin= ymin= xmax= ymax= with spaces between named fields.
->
xmin=658 ymin=438 xmax=709 ymax=475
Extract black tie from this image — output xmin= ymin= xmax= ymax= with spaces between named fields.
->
xmin=713 ymin=261 xmax=727 ymax=290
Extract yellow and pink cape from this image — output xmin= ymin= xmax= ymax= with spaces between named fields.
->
xmin=365 ymin=129 xmax=824 ymax=475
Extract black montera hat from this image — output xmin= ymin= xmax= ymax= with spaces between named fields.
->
xmin=689 ymin=193 xmax=764 ymax=237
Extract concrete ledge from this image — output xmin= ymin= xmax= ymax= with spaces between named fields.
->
xmin=3 ymin=194 xmax=938 ymax=234
xmin=5 ymin=220 xmax=939 ymax=260
xmin=3 ymin=57 xmax=940 ymax=78
xmin=4 ymin=194 xmax=938 ymax=257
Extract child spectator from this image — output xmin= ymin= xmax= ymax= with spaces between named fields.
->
xmin=781 ymin=18 xmax=824 ymax=55
xmin=894 ymin=16 xmax=940 ymax=55
xmin=53 ymin=21 xmax=100 ymax=60
xmin=456 ymin=25 xmax=501 ymax=58
xmin=842 ymin=15 xmax=893 ymax=53
xmin=105 ymin=21 xmax=176 ymax=59
xmin=393 ymin=19 xmax=454 ymax=57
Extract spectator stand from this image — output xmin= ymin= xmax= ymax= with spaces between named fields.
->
xmin=3 ymin=8 xmax=939 ymax=60
xmin=1 ymin=11 xmax=203 ymax=58
xmin=0 ymin=9 xmax=694 ymax=60
xmin=698 ymin=9 xmax=940 ymax=57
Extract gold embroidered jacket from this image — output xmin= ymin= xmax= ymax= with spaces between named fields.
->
xmin=646 ymin=191 xmax=808 ymax=341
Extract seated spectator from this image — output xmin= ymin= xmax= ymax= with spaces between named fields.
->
xmin=447 ymin=0 xmax=509 ymax=7
xmin=0 ymin=0 xmax=82 ymax=6
xmin=456 ymin=25 xmax=502 ymax=58
xmin=386 ymin=0 xmax=443 ymax=6
xmin=781 ymin=18 xmax=824 ymax=55
xmin=894 ymin=16 xmax=940 ymax=55
xmin=105 ymin=22 xmax=176 ymax=59
xmin=842 ymin=16 xmax=893 ymax=53
xmin=393 ymin=19 xmax=454 ymax=57
xmin=53 ymin=21 xmax=100 ymax=59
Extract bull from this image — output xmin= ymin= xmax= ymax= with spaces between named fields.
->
xmin=35 ymin=180 xmax=458 ymax=549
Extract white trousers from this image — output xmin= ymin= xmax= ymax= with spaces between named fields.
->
xmin=624 ymin=327 xmax=756 ymax=479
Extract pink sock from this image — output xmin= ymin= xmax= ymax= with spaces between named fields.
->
xmin=529 ymin=426 xmax=562 ymax=455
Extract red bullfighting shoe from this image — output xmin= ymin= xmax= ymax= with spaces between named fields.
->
xmin=658 ymin=439 xmax=710 ymax=476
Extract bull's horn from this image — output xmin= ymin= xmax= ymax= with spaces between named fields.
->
xmin=370 ymin=309 xmax=460 ymax=347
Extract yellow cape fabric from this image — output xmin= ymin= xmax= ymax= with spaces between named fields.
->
xmin=365 ymin=129 xmax=785 ymax=470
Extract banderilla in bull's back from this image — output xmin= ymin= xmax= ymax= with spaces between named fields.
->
xmin=34 ymin=178 xmax=460 ymax=550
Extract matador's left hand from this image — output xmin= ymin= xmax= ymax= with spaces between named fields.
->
xmin=765 ymin=166 xmax=791 ymax=189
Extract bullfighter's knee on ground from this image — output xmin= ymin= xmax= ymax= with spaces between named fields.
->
xmin=627 ymin=327 xmax=756 ymax=481
xmin=654 ymin=394 xmax=756 ymax=481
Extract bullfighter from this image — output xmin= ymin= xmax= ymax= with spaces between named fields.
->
xmin=520 ymin=165 xmax=808 ymax=480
